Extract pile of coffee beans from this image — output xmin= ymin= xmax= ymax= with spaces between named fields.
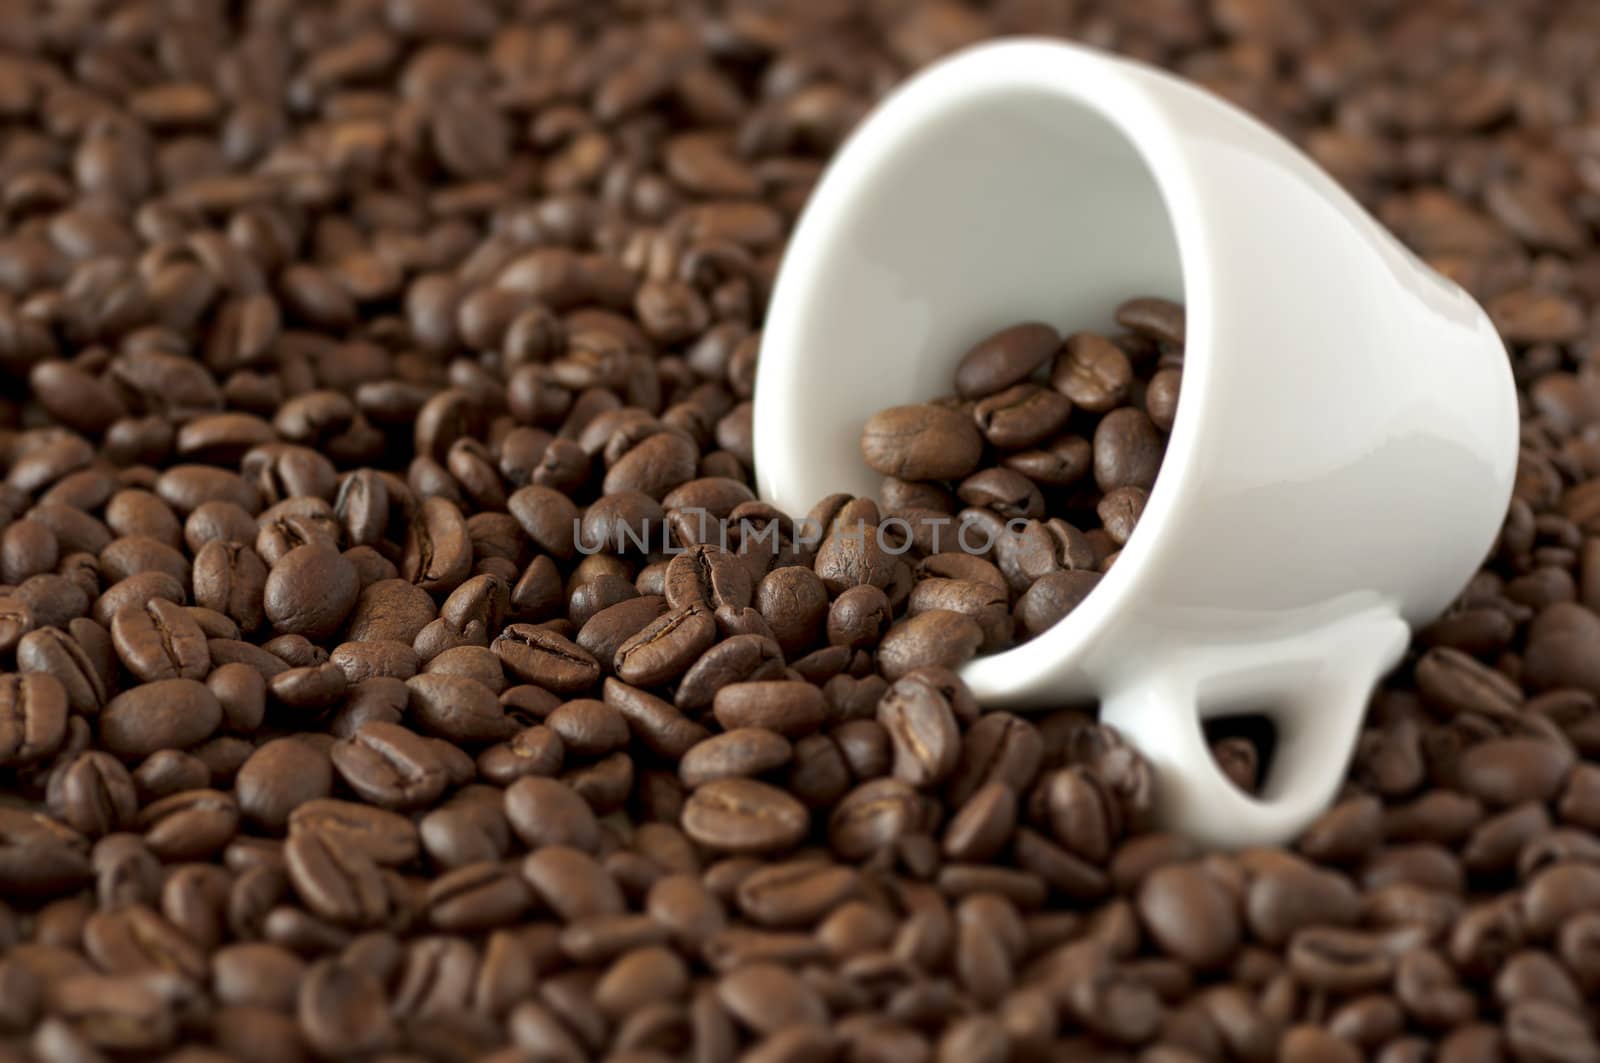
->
xmin=859 ymin=299 xmax=1182 ymax=648
xmin=0 ymin=2 xmax=1598 ymax=1062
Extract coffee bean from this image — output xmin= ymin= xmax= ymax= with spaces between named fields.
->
xmin=263 ymin=544 xmax=359 ymax=640
xmin=298 ymin=959 xmax=394 ymax=1058
xmin=139 ymin=788 xmax=239 ymax=861
xmin=604 ymin=678 xmax=710 ymax=758
xmin=676 ymin=634 xmax=786 ymax=711
xmin=682 ymin=778 xmax=810 ymax=854
xmin=1457 ymin=736 xmax=1575 ymax=805
xmin=47 ymin=751 xmax=137 ymax=838
xmin=1052 ymin=332 xmax=1133 ymax=412
xmin=330 ymin=721 xmax=448 ymax=812
xmin=716 ymin=962 xmax=829 ymax=1034
xmin=614 ymin=603 xmax=718 ymax=686
xmin=1416 ymin=646 xmax=1526 ymax=718
xmin=191 ymin=540 xmax=269 ymax=635
xmin=99 ymin=679 xmax=221 ymax=759
xmin=1137 ymin=862 xmax=1241 ymax=968
xmin=290 ymin=800 xmax=418 ymax=867
xmin=576 ymin=593 xmax=667 ymax=663
xmin=521 ymin=845 xmax=625 ymax=922
xmin=505 ymin=777 xmax=600 ymax=852
xmin=492 ymin=623 xmax=602 ymax=693
xmin=878 ymin=671 xmax=961 ymax=787
xmin=949 ymin=712 xmax=1044 ymax=805
xmin=1116 ymin=298 xmax=1185 ymax=346
xmin=0 ymin=673 xmax=68 ymax=768
xmin=878 ymin=610 xmax=984 ymax=680
xmin=682 ymin=728 xmax=794 ymax=788
xmin=861 ymin=405 xmax=984 ymax=480
xmin=1288 ymin=927 xmax=1396 ymax=993
xmin=943 ymin=782 xmax=1018 ymax=862
xmin=737 ymin=860 xmax=859 ymax=929
xmin=347 ymin=579 xmax=438 ymax=644
xmin=1251 ymin=858 xmax=1362 ymax=948
xmin=1014 ymin=570 xmax=1102 ymax=638
xmin=16 ymin=625 xmax=109 ymax=715
xmin=236 ymin=738 xmax=334 ymax=833
xmin=712 ymin=680 xmax=825 ymax=737
xmin=109 ymin=599 xmax=209 ymax=682
xmin=973 ymin=384 xmax=1074 ymax=450
xmin=285 ymin=827 xmax=388 ymax=927
xmin=403 ymin=496 xmax=473 ymax=593
xmin=1093 ymin=407 xmax=1166 ymax=492
xmin=829 ymin=778 xmax=929 ymax=861
xmin=955 ymin=323 xmax=1060 ymax=399
xmin=407 ymin=673 xmax=516 ymax=743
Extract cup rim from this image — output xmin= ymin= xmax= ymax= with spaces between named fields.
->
xmin=770 ymin=38 xmax=1219 ymax=700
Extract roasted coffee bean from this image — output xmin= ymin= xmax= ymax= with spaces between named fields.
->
xmin=330 ymin=722 xmax=448 ymax=812
xmin=956 ymin=323 xmax=1060 ymax=399
xmin=604 ymin=679 xmax=710 ymax=759
xmin=347 ymin=579 xmax=438 ymax=644
xmin=1246 ymin=858 xmax=1361 ymax=946
xmin=860 ymin=405 xmax=984 ymax=480
xmin=403 ymin=496 xmax=473 ymax=593
xmin=191 ymin=540 xmax=269 ymax=635
xmin=0 ymin=673 xmax=68 ymax=768
xmin=505 ymin=776 xmax=600 ymax=853
xmin=109 ymin=599 xmax=209 ymax=682
xmin=1137 ymin=862 xmax=1241 ymax=968
xmin=407 ymin=673 xmax=515 ymax=743
xmin=716 ymin=962 xmax=829 ymax=1034
xmin=974 ymin=383 xmax=1074 ymax=450
xmin=1457 ymin=736 xmax=1575 ymax=806
xmin=1014 ymin=569 xmax=1102 ymax=638
xmin=878 ymin=671 xmax=961 ymax=787
xmin=676 ymin=634 xmax=786 ymax=710
xmin=1053 ymin=332 xmax=1134 ymax=412
xmin=682 ymin=779 xmax=810 ymax=854
xmin=829 ymin=778 xmax=929 ymax=861
xmin=47 ymin=752 xmax=137 ymax=838
xmin=99 ymin=679 xmax=221 ymax=759
xmin=737 ymin=860 xmax=859 ymax=929
xmin=577 ymin=593 xmax=667 ymax=662
xmin=712 ymin=680 xmax=825 ymax=737
xmin=16 ymin=625 xmax=109 ymax=715
xmin=236 ymin=738 xmax=334 ymax=834
xmin=521 ymin=845 xmax=626 ymax=922
xmin=943 ymin=782 xmax=1018 ymax=863
xmin=878 ymin=610 xmax=984 ymax=680
xmin=682 ymin=729 xmax=794 ymax=788
xmin=290 ymin=800 xmax=418 ymax=867
xmin=139 ymin=789 xmax=239 ymax=861
xmin=615 ymin=603 xmax=718 ymax=686
xmin=263 ymin=544 xmax=359 ymax=640
xmin=492 ymin=624 xmax=602 ymax=693
xmin=1116 ymin=298 xmax=1185 ymax=346
xmin=285 ymin=827 xmax=388 ymax=928
xmin=298 ymin=959 xmax=394 ymax=1058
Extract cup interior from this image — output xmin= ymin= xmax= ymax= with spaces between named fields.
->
xmin=755 ymin=78 xmax=1186 ymax=516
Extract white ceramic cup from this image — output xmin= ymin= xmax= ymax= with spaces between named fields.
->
xmin=751 ymin=39 xmax=1519 ymax=849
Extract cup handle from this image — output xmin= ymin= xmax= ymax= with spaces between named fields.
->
xmin=1097 ymin=608 xmax=1409 ymax=849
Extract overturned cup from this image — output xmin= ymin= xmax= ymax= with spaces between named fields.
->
xmin=752 ymin=39 xmax=1519 ymax=848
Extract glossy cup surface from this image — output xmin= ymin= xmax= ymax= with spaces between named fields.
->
xmin=753 ymin=40 xmax=1518 ymax=847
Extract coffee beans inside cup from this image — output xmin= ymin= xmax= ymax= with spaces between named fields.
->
xmin=858 ymin=297 xmax=1182 ymax=647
